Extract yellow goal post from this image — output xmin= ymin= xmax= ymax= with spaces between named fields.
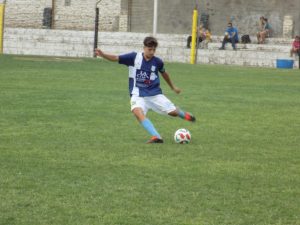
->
xmin=0 ymin=2 xmax=5 ymax=54
xmin=190 ymin=7 xmax=198 ymax=64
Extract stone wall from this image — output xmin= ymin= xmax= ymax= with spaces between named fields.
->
xmin=4 ymin=0 xmax=51 ymax=29
xmin=4 ymin=28 xmax=94 ymax=57
xmin=97 ymin=0 xmax=121 ymax=31
xmin=4 ymin=0 xmax=121 ymax=31
xmin=53 ymin=0 xmax=95 ymax=30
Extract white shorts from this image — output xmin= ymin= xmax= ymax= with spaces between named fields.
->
xmin=130 ymin=94 xmax=176 ymax=115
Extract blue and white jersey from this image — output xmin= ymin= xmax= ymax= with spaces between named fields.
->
xmin=119 ymin=52 xmax=165 ymax=97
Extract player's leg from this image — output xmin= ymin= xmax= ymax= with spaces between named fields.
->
xmin=168 ymin=109 xmax=196 ymax=122
xmin=231 ymin=38 xmax=237 ymax=50
xmin=261 ymin=31 xmax=266 ymax=44
xmin=219 ymin=35 xmax=228 ymax=49
xmin=132 ymin=107 xmax=162 ymax=139
xmin=131 ymin=96 xmax=163 ymax=143
xmin=256 ymin=32 xmax=260 ymax=43
xmin=148 ymin=94 xmax=196 ymax=122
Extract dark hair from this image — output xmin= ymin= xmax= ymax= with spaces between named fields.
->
xmin=228 ymin=22 xmax=232 ymax=26
xmin=143 ymin=36 xmax=158 ymax=48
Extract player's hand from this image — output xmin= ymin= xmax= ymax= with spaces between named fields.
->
xmin=94 ymin=48 xmax=104 ymax=57
xmin=172 ymin=86 xmax=181 ymax=94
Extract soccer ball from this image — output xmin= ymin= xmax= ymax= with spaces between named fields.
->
xmin=174 ymin=128 xmax=191 ymax=144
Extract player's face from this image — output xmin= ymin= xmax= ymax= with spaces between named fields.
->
xmin=143 ymin=46 xmax=156 ymax=60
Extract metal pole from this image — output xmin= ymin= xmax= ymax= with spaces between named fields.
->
xmin=93 ymin=0 xmax=102 ymax=57
xmin=153 ymin=0 xmax=158 ymax=36
xmin=51 ymin=0 xmax=55 ymax=29
xmin=128 ymin=0 xmax=132 ymax=31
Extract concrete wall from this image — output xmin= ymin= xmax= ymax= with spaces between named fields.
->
xmin=53 ymin=0 xmax=95 ymax=30
xmin=126 ymin=0 xmax=300 ymax=37
xmin=4 ymin=28 xmax=298 ymax=69
xmin=4 ymin=0 xmax=52 ymax=29
xmin=4 ymin=28 xmax=94 ymax=57
xmin=203 ymin=0 xmax=300 ymax=37
xmin=122 ymin=0 xmax=196 ymax=34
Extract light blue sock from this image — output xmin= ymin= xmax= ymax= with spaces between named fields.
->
xmin=178 ymin=110 xmax=185 ymax=119
xmin=141 ymin=118 xmax=161 ymax=139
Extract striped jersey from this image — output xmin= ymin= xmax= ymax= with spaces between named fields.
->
xmin=119 ymin=52 xmax=165 ymax=97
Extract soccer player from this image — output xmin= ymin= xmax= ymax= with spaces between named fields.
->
xmin=95 ymin=36 xmax=196 ymax=143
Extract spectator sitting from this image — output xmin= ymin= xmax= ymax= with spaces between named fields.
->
xmin=257 ymin=17 xmax=272 ymax=44
xmin=290 ymin=35 xmax=300 ymax=57
xmin=219 ymin=22 xmax=239 ymax=50
xmin=257 ymin=16 xmax=265 ymax=34
xmin=201 ymin=28 xmax=212 ymax=49
xmin=187 ymin=25 xmax=205 ymax=48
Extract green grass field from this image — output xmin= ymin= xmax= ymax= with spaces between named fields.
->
xmin=0 ymin=54 xmax=299 ymax=225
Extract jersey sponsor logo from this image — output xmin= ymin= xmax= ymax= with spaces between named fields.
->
xmin=136 ymin=70 xmax=149 ymax=81
xmin=136 ymin=70 xmax=150 ymax=87
xmin=136 ymin=70 xmax=158 ymax=87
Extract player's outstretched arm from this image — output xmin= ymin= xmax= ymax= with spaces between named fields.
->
xmin=161 ymin=72 xmax=181 ymax=94
xmin=95 ymin=48 xmax=119 ymax=62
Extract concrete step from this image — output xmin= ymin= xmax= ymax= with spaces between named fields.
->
xmin=207 ymin=43 xmax=291 ymax=53
xmin=98 ymin=33 xmax=293 ymax=50
xmin=211 ymin=35 xmax=293 ymax=45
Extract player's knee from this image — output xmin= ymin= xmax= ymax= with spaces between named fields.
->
xmin=132 ymin=108 xmax=146 ymax=121
xmin=168 ymin=110 xmax=178 ymax=117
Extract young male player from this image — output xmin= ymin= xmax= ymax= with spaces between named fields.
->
xmin=95 ymin=36 xmax=196 ymax=143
